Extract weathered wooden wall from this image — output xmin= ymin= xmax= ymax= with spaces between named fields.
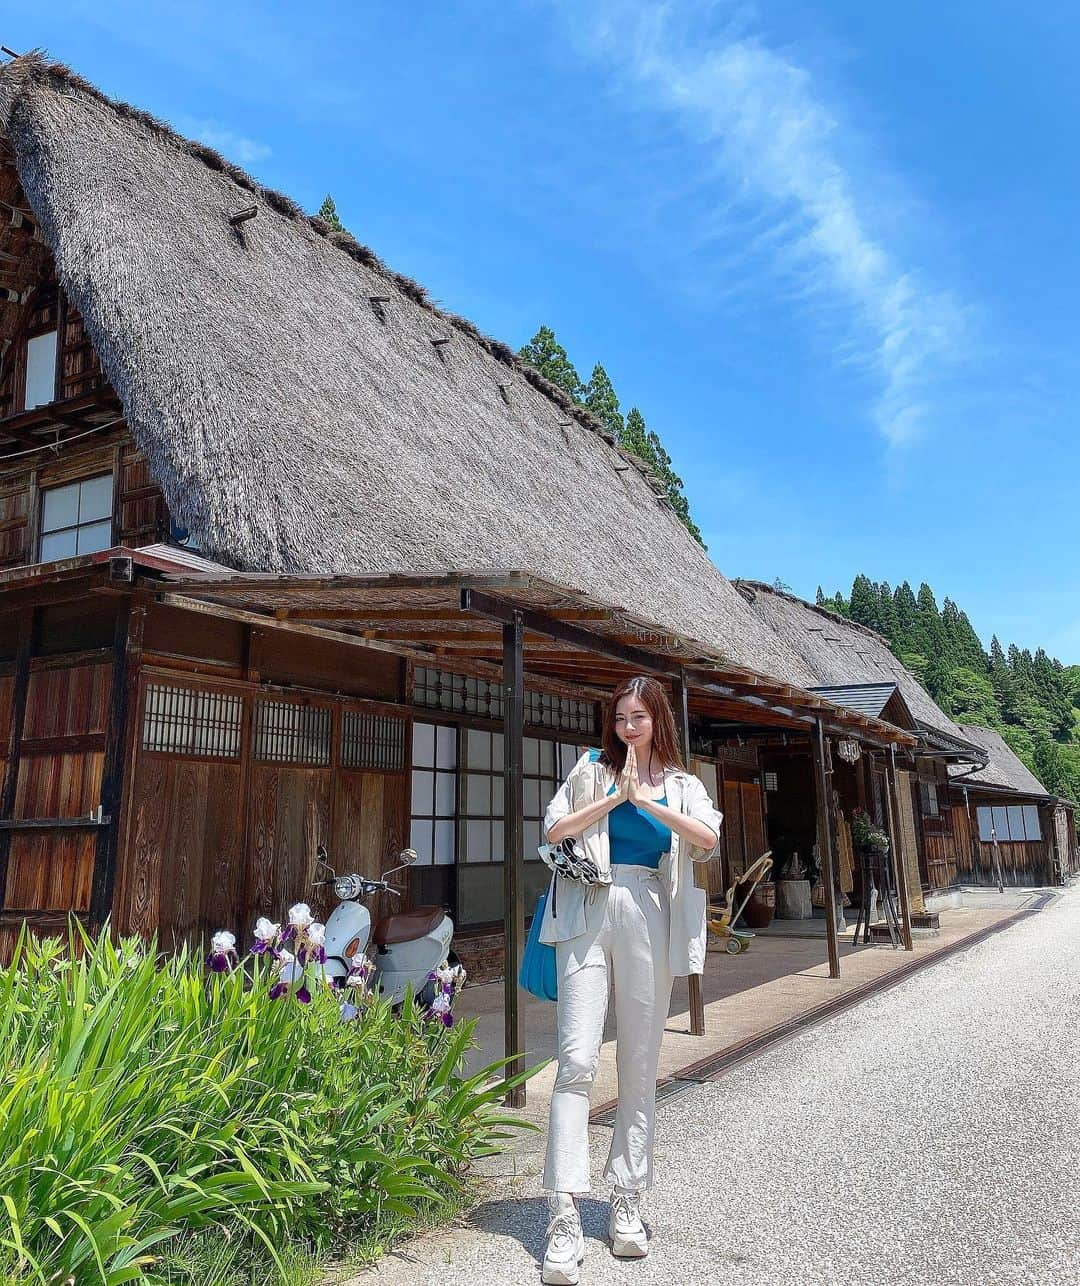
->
xmin=4 ymin=657 xmax=110 ymax=912
xmin=119 ymin=671 xmax=410 ymax=951
xmin=894 ymin=770 xmax=926 ymax=914
xmin=691 ymin=754 xmax=766 ymax=899
xmin=943 ymin=788 xmax=1056 ymax=887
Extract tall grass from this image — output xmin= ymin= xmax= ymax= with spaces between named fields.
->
xmin=0 ymin=926 xmax=540 ymax=1284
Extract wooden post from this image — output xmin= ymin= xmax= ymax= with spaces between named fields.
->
xmin=0 ymin=608 xmax=34 ymax=907
xmin=882 ymin=747 xmax=914 ymax=951
xmin=812 ymin=719 xmax=841 ymax=979
xmin=502 ymin=613 xmax=526 ymax=1108
xmin=962 ymin=783 xmax=981 ymax=882
xmin=90 ymin=596 xmax=143 ymax=930
xmin=673 ymin=675 xmax=705 ymax=1037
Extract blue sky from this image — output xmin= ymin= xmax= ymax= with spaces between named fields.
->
xmin=10 ymin=3 xmax=1079 ymax=658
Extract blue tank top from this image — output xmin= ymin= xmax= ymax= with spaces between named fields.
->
xmin=587 ymin=748 xmax=671 ymax=868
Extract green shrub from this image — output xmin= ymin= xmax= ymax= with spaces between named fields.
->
xmin=0 ymin=925 xmax=540 ymax=1284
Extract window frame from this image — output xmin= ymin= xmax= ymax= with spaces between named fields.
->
xmin=407 ymin=703 xmax=594 ymax=932
xmin=976 ymin=802 xmax=1043 ymax=843
xmin=141 ymin=681 xmax=244 ymax=761
xmin=23 ymin=327 xmax=58 ymax=412
xmin=37 ymin=471 xmax=115 ymax=564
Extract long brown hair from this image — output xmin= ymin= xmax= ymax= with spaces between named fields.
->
xmin=599 ymin=675 xmax=684 ymax=775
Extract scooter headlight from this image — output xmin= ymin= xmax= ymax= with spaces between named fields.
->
xmin=334 ymin=875 xmax=364 ymax=900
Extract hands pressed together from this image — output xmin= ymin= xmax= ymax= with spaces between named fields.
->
xmin=616 ymin=744 xmax=654 ymax=806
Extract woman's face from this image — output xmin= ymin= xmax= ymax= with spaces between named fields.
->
xmin=613 ymin=694 xmax=653 ymax=752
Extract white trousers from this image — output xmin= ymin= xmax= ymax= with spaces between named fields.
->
xmin=542 ymin=864 xmax=675 ymax=1195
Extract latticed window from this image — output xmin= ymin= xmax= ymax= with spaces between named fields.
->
xmin=524 ymin=690 xmax=596 ymax=734
xmin=341 ymin=710 xmax=406 ymax=771
xmin=413 ymin=666 xmax=503 ymax=718
xmin=142 ymin=684 xmax=243 ymax=758
xmin=253 ymin=700 xmax=331 ymax=765
xmin=413 ymin=665 xmax=596 ymax=735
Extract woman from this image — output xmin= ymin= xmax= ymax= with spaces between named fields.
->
xmin=537 ymin=675 xmax=723 ymax=1285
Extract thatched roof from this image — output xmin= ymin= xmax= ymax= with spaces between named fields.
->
xmin=950 ymin=725 xmax=1051 ymax=798
xmin=733 ymin=580 xmax=975 ymax=746
xmin=0 ymin=52 xmax=804 ymax=682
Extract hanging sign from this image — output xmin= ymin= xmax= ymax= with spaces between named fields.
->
xmin=836 ymin=739 xmax=861 ymax=764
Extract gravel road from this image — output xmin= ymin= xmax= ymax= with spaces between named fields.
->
xmin=364 ymin=886 xmax=1080 ymax=1285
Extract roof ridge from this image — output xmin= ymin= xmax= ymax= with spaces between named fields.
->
xmin=733 ymin=578 xmax=896 ymax=649
xmin=0 ymin=51 xmax=665 ymax=499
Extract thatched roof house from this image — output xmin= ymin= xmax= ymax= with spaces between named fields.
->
xmin=0 ymin=52 xmax=807 ymax=682
xmin=732 ymin=580 xmax=982 ymax=755
xmin=949 ymin=725 xmax=1052 ymax=798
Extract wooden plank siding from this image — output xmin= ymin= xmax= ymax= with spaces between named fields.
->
xmin=125 ymin=754 xmax=246 ymax=948
xmin=119 ymin=668 xmax=410 ymax=952
xmin=894 ymin=770 xmax=926 ymax=914
xmin=3 ymin=658 xmax=112 ymax=912
xmin=691 ymin=755 xmax=766 ymax=898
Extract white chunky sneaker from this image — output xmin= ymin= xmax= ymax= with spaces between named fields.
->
xmin=608 ymin=1188 xmax=649 ymax=1258
xmin=541 ymin=1195 xmax=585 ymax=1285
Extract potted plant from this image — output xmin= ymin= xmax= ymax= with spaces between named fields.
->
xmin=850 ymin=807 xmax=889 ymax=855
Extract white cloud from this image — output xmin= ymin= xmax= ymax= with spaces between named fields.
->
xmin=176 ymin=115 xmax=272 ymax=168
xmin=546 ymin=1 xmax=968 ymax=447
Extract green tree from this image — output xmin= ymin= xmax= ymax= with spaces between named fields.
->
xmin=948 ymin=667 xmax=999 ymax=727
xmin=518 ymin=326 xmax=585 ymax=401
xmin=847 ymin=573 xmax=1079 ymax=802
xmin=317 ymin=194 xmax=346 ymax=233
xmin=876 ymin=581 xmax=900 ymax=644
xmin=1033 ymin=732 xmax=1068 ymax=796
xmin=583 ymin=363 xmax=624 ymax=439
xmin=642 ymin=421 xmax=704 ymax=546
xmin=893 ymin=582 xmax=918 ymax=652
xmin=849 ymin=574 xmax=881 ymax=633
xmin=622 ymin=406 xmax=654 ymax=462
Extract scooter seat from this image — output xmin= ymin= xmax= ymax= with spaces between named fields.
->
xmin=373 ymin=905 xmax=443 ymax=946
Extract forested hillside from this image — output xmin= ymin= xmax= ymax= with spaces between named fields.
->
xmin=816 ymin=576 xmax=1080 ymax=802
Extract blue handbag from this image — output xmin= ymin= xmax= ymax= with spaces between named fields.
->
xmin=518 ymin=885 xmax=558 ymax=1002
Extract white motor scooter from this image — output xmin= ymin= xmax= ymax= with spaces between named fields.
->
xmin=313 ymin=845 xmax=457 ymax=1008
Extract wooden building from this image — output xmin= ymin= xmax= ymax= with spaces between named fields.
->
xmin=0 ymin=54 xmax=920 ymax=1022
xmin=947 ymin=725 xmax=1077 ymax=887
xmin=730 ymin=582 xmax=1079 ymax=896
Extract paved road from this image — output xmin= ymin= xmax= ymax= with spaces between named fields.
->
xmin=364 ymin=886 xmax=1080 ymax=1285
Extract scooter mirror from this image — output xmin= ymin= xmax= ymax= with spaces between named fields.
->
xmin=398 ymin=848 xmax=419 ymax=866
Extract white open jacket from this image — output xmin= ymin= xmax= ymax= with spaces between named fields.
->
xmin=539 ymin=751 xmax=724 ymax=977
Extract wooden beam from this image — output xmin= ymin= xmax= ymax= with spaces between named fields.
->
xmin=463 ymin=588 xmax=682 ymax=679
xmin=90 ymin=595 xmax=143 ymax=928
xmin=274 ymin=606 xmax=615 ymax=623
xmin=502 ymin=611 xmax=526 ymax=1109
xmin=0 ymin=816 xmax=110 ymax=831
xmin=362 ymin=629 xmax=555 ymax=644
xmin=812 ymin=719 xmax=842 ymax=979
xmin=673 ymin=675 xmax=706 ymax=1038
xmin=156 ymin=593 xmax=610 ymax=707
xmin=885 ymin=746 xmax=915 ymax=951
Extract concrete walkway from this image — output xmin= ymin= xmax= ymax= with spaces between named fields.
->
xmin=456 ymin=890 xmax=1045 ymax=1132
xmin=355 ymin=886 xmax=1066 ymax=1284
